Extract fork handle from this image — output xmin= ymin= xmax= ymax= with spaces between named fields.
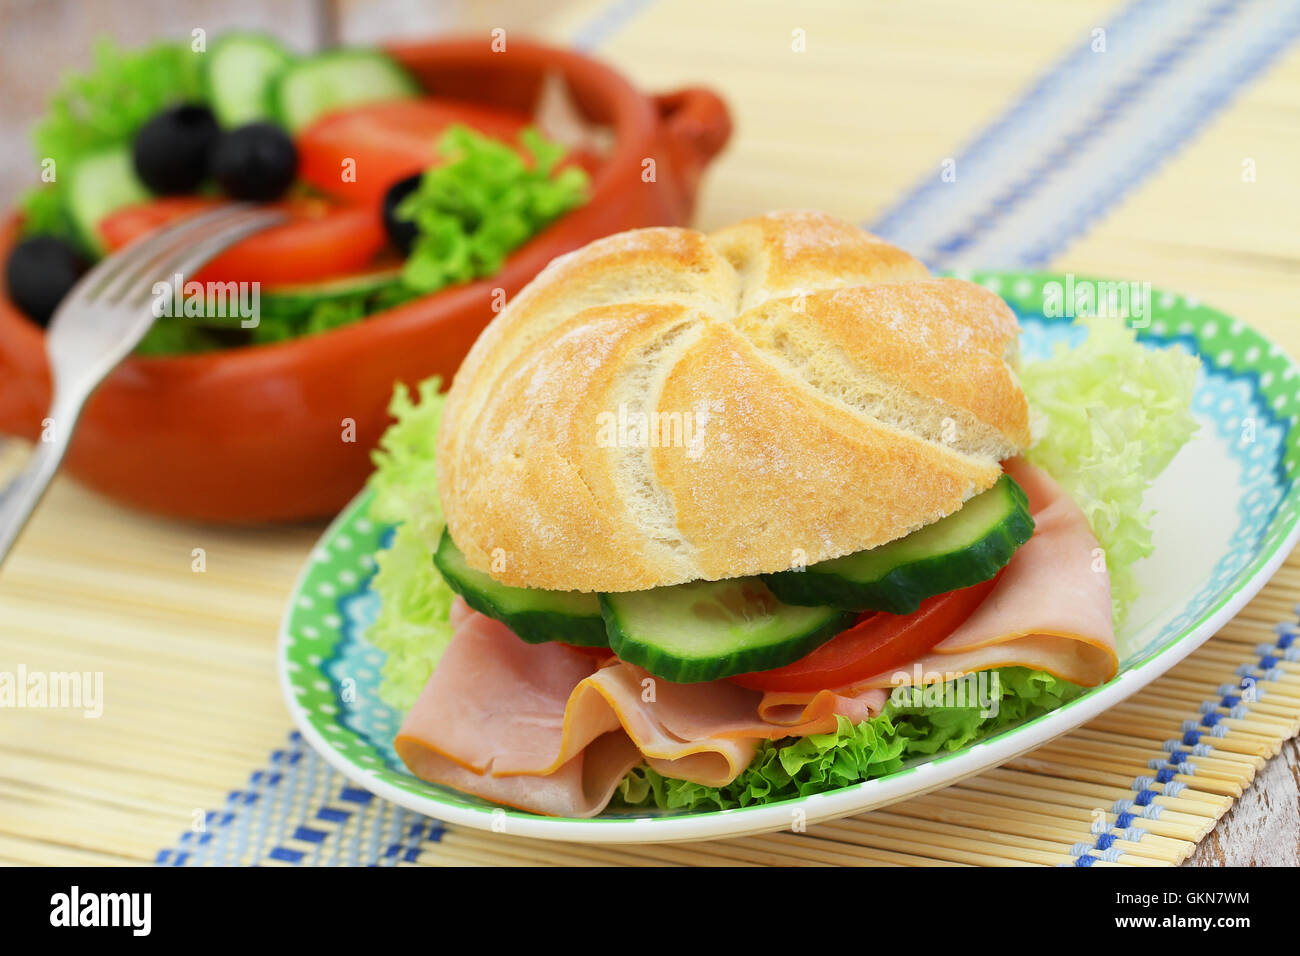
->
xmin=0 ymin=397 xmax=81 ymax=567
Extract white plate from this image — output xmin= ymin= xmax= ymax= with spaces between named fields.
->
xmin=279 ymin=272 xmax=1300 ymax=843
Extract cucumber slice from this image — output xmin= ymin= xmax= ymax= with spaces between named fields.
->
xmin=259 ymin=265 xmax=403 ymax=319
xmin=433 ymin=529 xmax=608 ymax=646
xmin=600 ymin=579 xmax=854 ymax=683
xmin=67 ymin=147 xmax=150 ymax=252
xmin=207 ymin=32 xmax=293 ymax=127
xmin=275 ymin=50 xmax=420 ymax=133
xmin=764 ymin=474 xmax=1034 ymax=615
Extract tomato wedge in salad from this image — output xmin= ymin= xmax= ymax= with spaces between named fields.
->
xmin=297 ymin=99 xmax=603 ymax=205
xmin=97 ymin=196 xmax=217 ymax=246
xmin=728 ymin=571 xmax=1003 ymax=693
xmin=98 ymin=195 xmax=388 ymax=285
xmin=296 ymin=99 xmax=532 ymax=204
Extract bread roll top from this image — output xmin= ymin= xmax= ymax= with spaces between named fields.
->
xmin=437 ymin=210 xmax=1032 ymax=592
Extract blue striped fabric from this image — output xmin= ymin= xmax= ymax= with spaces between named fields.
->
xmin=869 ymin=0 xmax=1300 ymax=271
xmin=156 ymin=732 xmax=444 ymax=867
xmin=1064 ymin=640 xmax=1290 ymax=867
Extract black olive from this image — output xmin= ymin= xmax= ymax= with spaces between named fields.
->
xmin=382 ymin=173 xmax=423 ymax=255
xmin=210 ymin=123 xmax=298 ymax=202
xmin=132 ymin=104 xmax=220 ymax=194
xmin=5 ymin=236 xmax=90 ymax=327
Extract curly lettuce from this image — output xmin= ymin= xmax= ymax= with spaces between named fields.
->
xmin=397 ymin=124 xmax=590 ymax=293
xmin=365 ymin=379 xmax=457 ymax=710
xmin=22 ymin=37 xmax=206 ymax=250
xmin=367 ymin=522 xmax=457 ymax=710
xmin=615 ymin=667 xmax=1084 ymax=812
xmin=33 ymin=38 xmax=205 ymax=165
xmin=1019 ymin=315 xmax=1200 ymax=623
xmin=368 ymin=378 xmax=447 ymax=550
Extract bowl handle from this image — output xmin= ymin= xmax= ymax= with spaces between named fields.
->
xmin=652 ymin=88 xmax=732 ymax=207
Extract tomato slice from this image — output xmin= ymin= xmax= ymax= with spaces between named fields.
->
xmin=296 ymin=99 xmax=531 ymax=205
xmin=728 ymin=572 xmax=1003 ymax=693
xmin=297 ymin=99 xmax=602 ymax=205
xmin=98 ymin=196 xmax=388 ymax=285
xmin=98 ymin=196 xmax=220 ymax=248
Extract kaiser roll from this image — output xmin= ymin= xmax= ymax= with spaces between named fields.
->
xmin=437 ymin=210 xmax=1031 ymax=592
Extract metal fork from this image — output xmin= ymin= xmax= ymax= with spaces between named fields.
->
xmin=0 ymin=204 xmax=285 ymax=567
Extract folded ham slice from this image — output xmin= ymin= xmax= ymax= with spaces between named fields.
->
xmin=394 ymin=606 xmax=884 ymax=815
xmin=394 ymin=457 xmax=1115 ymax=817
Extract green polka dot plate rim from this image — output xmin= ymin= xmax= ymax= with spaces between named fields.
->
xmin=279 ymin=271 xmax=1300 ymax=844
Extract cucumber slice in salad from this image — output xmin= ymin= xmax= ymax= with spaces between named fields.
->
xmin=600 ymin=579 xmax=855 ymax=683
xmin=433 ymin=529 xmax=608 ymax=647
xmin=258 ymin=265 xmax=404 ymax=320
xmin=764 ymin=474 xmax=1034 ymax=615
xmin=207 ymin=33 xmax=293 ymax=127
xmin=67 ymin=147 xmax=150 ymax=252
xmin=275 ymin=50 xmax=420 ymax=132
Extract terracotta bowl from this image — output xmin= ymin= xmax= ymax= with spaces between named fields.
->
xmin=0 ymin=37 xmax=730 ymax=522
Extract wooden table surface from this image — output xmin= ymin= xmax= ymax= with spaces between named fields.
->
xmin=1 ymin=0 xmax=1298 ymax=866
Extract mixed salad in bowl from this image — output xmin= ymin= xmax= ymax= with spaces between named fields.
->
xmin=0 ymin=31 xmax=733 ymax=521
xmin=8 ymin=32 xmax=592 ymax=352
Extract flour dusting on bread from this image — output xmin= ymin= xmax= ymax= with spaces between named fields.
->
xmin=438 ymin=210 xmax=1031 ymax=592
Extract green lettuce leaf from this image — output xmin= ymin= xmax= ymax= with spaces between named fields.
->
xmin=367 ymin=522 xmax=457 ymax=710
xmin=364 ymin=379 xmax=457 ymax=710
xmin=133 ymin=320 xmax=225 ymax=356
xmin=888 ymin=666 xmax=1084 ymax=754
xmin=19 ymin=185 xmax=83 ymax=250
xmin=33 ymin=38 xmax=205 ymax=165
xmin=21 ymin=37 xmax=206 ymax=249
xmin=397 ymin=124 xmax=589 ymax=293
xmin=615 ymin=667 xmax=1084 ymax=812
xmin=1019 ymin=314 xmax=1200 ymax=623
xmin=367 ymin=378 xmax=447 ymax=551
xmin=245 ymin=283 xmax=420 ymax=347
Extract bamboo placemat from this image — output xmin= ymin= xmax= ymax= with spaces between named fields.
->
xmin=3 ymin=0 xmax=1300 ymax=867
